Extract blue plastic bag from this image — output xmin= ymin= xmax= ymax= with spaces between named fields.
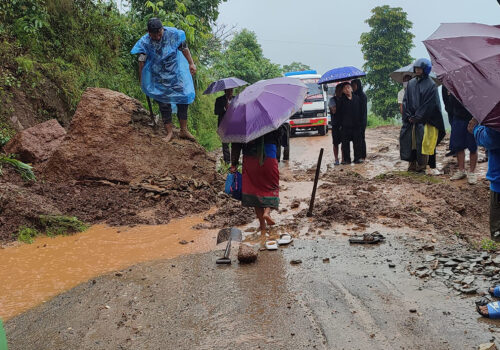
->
xmin=131 ymin=27 xmax=195 ymax=105
xmin=224 ymin=172 xmax=242 ymax=200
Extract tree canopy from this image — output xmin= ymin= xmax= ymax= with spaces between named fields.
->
xmin=282 ymin=62 xmax=312 ymax=73
xmin=359 ymin=5 xmax=414 ymax=119
xmin=212 ymin=29 xmax=282 ymax=84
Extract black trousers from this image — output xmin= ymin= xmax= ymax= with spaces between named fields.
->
xmin=218 ymin=115 xmax=231 ymax=163
xmin=341 ymin=127 xmax=363 ymax=163
xmin=361 ymin=128 xmax=367 ymax=159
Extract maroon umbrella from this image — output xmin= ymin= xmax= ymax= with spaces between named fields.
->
xmin=423 ymin=23 xmax=500 ymax=132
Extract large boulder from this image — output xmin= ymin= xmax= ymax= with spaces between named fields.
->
xmin=4 ymin=119 xmax=66 ymax=163
xmin=43 ymin=88 xmax=217 ymax=184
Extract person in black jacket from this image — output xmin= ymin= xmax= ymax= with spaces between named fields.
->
xmin=336 ymin=82 xmax=364 ymax=164
xmin=400 ymin=58 xmax=445 ymax=172
xmin=214 ymin=89 xmax=233 ymax=163
xmin=351 ymin=79 xmax=368 ymax=160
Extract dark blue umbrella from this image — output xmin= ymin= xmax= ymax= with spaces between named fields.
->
xmin=318 ymin=66 xmax=366 ymax=84
xmin=203 ymin=77 xmax=248 ymax=95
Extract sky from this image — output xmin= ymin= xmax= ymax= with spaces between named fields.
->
xmin=216 ymin=0 xmax=500 ymax=74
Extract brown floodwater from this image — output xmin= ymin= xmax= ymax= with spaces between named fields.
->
xmin=0 ymin=212 xmax=217 ymax=320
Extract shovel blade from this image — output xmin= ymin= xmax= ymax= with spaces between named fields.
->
xmin=216 ymin=227 xmax=242 ymax=244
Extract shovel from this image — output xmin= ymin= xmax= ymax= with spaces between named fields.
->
xmin=216 ymin=228 xmax=242 ymax=264
xmin=146 ymin=96 xmax=158 ymax=127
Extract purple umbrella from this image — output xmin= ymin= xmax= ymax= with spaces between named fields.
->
xmin=424 ymin=23 xmax=500 ymax=132
xmin=218 ymin=77 xmax=307 ymax=143
xmin=203 ymin=77 xmax=248 ymax=95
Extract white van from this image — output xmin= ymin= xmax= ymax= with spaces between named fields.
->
xmin=284 ymin=70 xmax=329 ymax=136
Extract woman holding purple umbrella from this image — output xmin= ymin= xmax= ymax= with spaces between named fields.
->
xmin=230 ymin=126 xmax=287 ymax=233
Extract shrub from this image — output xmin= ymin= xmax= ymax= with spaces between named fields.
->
xmin=17 ymin=226 xmax=40 ymax=244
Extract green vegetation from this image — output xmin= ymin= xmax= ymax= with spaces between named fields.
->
xmin=479 ymin=238 xmax=498 ymax=251
xmin=0 ymin=0 xmax=283 ymax=151
xmin=0 ymin=155 xmax=36 ymax=181
xmin=212 ymin=29 xmax=282 ymax=84
xmin=359 ymin=6 xmax=414 ymax=119
xmin=17 ymin=215 xmax=88 ymax=243
xmin=17 ymin=226 xmax=41 ymax=244
xmin=367 ymin=113 xmax=399 ymax=128
xmin=282 ymin=62 xmax=311 ymax=73
xmin=39 ymin=215 xmax=89 ymax=237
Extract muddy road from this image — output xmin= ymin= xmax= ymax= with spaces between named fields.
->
xmin=3 ymin=127 xmax=497 ymax=349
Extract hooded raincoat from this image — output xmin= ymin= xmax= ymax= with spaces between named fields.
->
xmin=131 ymin=27 xmax=195 ymax=105
xmin=400 ymin=75 xmax=445 ymax=161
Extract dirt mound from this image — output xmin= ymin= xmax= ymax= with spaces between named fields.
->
xmin=43 ymin=88 xmax=216 ymax=184
xmin=195 ymin=198 xmax=255 ymax=229
xmin=4 ymin=119 xmax=66 ymax=163
xmin=0 ymin=88 xmax=224 ymax=244
xmin=297 ymin=171 xmax=490 ymax=239
xmin=0 ymin=182 xmax=62 ymax=241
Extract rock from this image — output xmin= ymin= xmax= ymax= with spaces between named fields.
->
xmin=4 ymin=119 xmax=66 ymax=163
xmin=423 ymin=244 xmax=435 ymax=251
xmin=43 ymin=88 xmax=216 ymax=184
xmin=493 ymin=256 xmax=500 ymax=266
xmin=478 ymin=343 xmax=497 ymax=350
xmin=179 ymin=240 xmax=188 ymax=245
xmin=237 ymin=244 xmax=258 ymax=264
xmin=389 ymin=263 xmax=396 ymax=268
xmin=290 ymin=199 xmax=301 ymax=209
xmin=444 ymin=261 xmax=459 ymax=267
xmin=322 ymin=258 xmax=330 ymax=263
xmin=461 ymin=286 xmax=478 ymax=294
xmin=416 ymin=270 xmax=430 ymax=278
xmin=463 ymin=276 xmax=475 ymax=285
xmin=409 ymin=308 xmax=417 ymax=313
xmin=481 ymin=252 xmax=490 ymax=260
xmin=425 ymin=255 xmax=436 ymax=262
xmin=290 ymin=259 xmax=302 ymax=265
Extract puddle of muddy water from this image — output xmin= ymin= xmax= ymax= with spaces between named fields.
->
xmin=0 ymin=212 xmax=218 ymax=320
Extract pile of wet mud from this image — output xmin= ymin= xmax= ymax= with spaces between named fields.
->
xmin=194 ymin=196 xmax=255 ymax=229
xmin=0 ymin=88 xmax=223 ymax=243
xmin=291 ymin=169 xmax=490 ymax=240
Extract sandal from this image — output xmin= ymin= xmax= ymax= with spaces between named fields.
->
xmin=277 ymin=233 xmax=293 ymax=245
xmin=349 ymin=232 xmax=386 ymax=244
xmin=489 ymin=286 xmax=500 ymax=298
xmin=476 ymin=297 xmax=500 ymax=319
xmin=265 ymin=240 xmax=278 ymax=251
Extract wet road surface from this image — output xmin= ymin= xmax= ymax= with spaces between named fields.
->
xmin=6 ymin=237 xmax=498 ymax=349
xmin=2 ymin=127 xmax=495 ymax=349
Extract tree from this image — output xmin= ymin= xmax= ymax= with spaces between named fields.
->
xmin=282 ymin=61 xmax=311 ymax=73
xmin=359 ymin=6 xmax=414 ymax=119
xmin=130 ymin=0 xmax=227 ymax=26
xmin=212 ymin=29 xmax=282 ymax=84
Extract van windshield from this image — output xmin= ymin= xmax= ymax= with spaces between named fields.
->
xmin=302 ymin=79 xmax=323 ymax=102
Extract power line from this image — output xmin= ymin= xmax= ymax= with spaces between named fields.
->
xmin=260 ymin=39 xmax=360 ymax=49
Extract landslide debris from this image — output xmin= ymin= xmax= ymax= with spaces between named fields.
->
xmin=0 ymin=88 xmax=223 ymax=243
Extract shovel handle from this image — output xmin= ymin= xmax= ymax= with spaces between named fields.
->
xmin=224 ymin=237 xmax=232 ymax=259
xmin=146 ymin=96 xmax=154 ymax=117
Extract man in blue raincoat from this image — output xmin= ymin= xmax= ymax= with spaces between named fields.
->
xmin=131 ymin=18 xmax=197 ymax=142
